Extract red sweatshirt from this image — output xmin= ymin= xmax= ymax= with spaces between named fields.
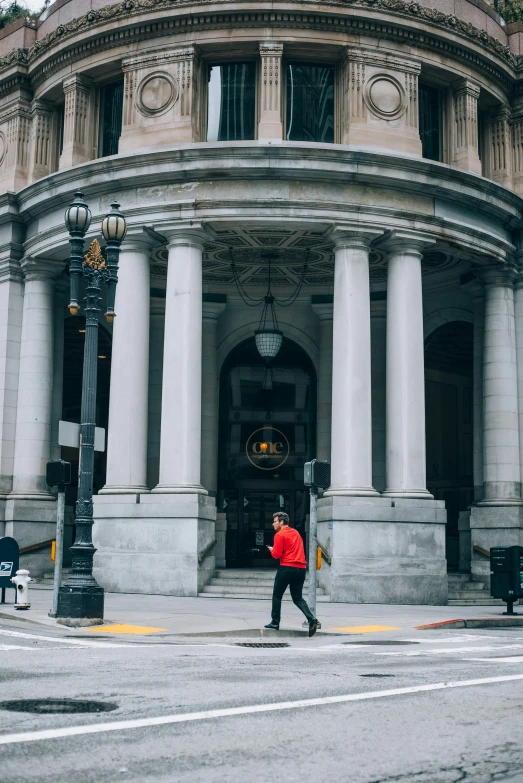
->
xmin=271 ymin=526 xmax=307 ymax=568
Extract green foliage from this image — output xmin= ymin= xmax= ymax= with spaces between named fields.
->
xmin=497 ymin=0 xmax=523 ymax=24
xmin=0 ymin=2 xmax=43 ymax=30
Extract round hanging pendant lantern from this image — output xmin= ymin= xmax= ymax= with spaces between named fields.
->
xmin=255 ymin=329 xmax=283 ymax=360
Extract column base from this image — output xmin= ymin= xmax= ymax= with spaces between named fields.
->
xmin=324 ymin=487 xmax=379 ymax=498
xmin=93 ymin=493 xmax=216 ymax=596
xmin=317 ymin=495 xmax=447 ymax=605
xmin=98 ymin=485 xmax=150 ymax=495
xmin=3 ymin=496 xmax=59 ymax=578
xmin=152 ymin=484 xmax=208 ymax=495
xmin=469 ymin=504 xmax=523 ymax=587
xmin=382 ymin=489 xmax=434 ymax=500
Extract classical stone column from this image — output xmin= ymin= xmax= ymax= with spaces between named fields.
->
xmin=200 ymin=299 xmax=226 ymax=496
xmin=101 ymin=235 xmax=152 ymax=494
xmin=472 ymin=284 xmax=485 ymax=502
xmin=311 ymin=300 xmax=333 ymax=463
xmin=153 ymin=224 xmax=213 ymax=493
xmin=59 ymin=74 xmax=92 ymax=169
xmin=381 ymin=231 xmax=434 ymax=498
xmin=2 ymin=99 xmax=31 ymax=190
xmin=0 ymin=258 xmax=24 ymax=497
xmin=516 ymin=273 xmax=523 ymax=498
xmin=258 ymin=41 xmax=283 ymax=141
xmin=478 ymin=266 xmax=521 ymax=504
xmin=326 ymin=227 xmax=380 ymax=496
xmin=10 ymin=260 xmax=57 ymax=498
xmin=451 ymin=78 xmax=482 ymax=175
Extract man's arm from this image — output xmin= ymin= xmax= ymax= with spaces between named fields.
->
xmin=270 ymin=531 xmax=283 ymax=560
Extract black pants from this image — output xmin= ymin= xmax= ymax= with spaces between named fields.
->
xmin=271 ymin=566 xmax=315 ymax=625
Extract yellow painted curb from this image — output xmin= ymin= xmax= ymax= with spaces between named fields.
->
xmin=330 ymin=625 xmax=401 ymax=633
xmin=86 ymin=624 xmax=168 ymax=635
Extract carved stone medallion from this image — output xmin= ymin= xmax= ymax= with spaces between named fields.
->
xmin=364 ymin=75 xmax=406 ymax=120
xmin=136 ymin=73 xmax=177 ymax=116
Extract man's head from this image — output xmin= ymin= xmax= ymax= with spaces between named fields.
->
xmin=272 ymin=512 xmax=290 ymax=532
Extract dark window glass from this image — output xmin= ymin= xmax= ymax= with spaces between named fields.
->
xmin=419 ymin=84 xmax=442 ymax=162
xmin=207 ymin=63 xmax=256 ymax=141
xmin=286 ymin=63 xmax=334 ymax=143
xmin=99 ymin=80 xmax=124 ymax=157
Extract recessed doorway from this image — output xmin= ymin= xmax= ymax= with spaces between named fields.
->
xmin=218 ymin=337 xmax=316 ymax=568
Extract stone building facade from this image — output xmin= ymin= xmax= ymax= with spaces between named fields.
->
xmin=1 ymin=0 xmax=523 ymax=603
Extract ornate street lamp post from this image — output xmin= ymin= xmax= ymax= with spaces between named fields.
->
xmin=56 ymin=193 xmax=126 ymax=624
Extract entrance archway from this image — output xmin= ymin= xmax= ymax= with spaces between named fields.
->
xmin=218 ymin=337 xmax=316 ymax=568
xmin=425 ymin=321 xmax=473 ymax=570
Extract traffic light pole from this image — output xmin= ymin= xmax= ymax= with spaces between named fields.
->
xmin=308 ymin=486 xmax=318 ymax=621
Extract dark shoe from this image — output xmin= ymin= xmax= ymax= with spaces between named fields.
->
xmin=264 ymin=622 xmax=279 ymax=630
xmin=308 ymin=618 xmax=318 ymax=638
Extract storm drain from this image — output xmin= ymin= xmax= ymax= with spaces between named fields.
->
xmin=343 ymin=640 xmax=419 ymax=646
xmin=0 ymin=699 xmax=118 ymax=714
xmin=236 ymin=642 xmax=290 ymax=648
xmin=359 ymin=674 xmax=395 ymax=678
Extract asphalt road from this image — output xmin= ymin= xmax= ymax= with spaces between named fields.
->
xmin=1 ymin=620 xmax=523 ymax=783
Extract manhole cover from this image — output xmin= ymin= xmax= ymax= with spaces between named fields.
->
xmin=343 ymin=640 xmax=419 ymax=646
xmin=0 ymin=699 xmax=118 ymax=714
xmin=360 ymin=674 xmax=395 ymax=678
xmin=236 ymin=642 xmax=290 ymax=648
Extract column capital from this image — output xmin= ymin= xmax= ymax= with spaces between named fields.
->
xmin=63 ymin=73 xmax=92 ymax=94
xmin=311 ymin=301 xmax=333 ymax=321
xmin=475 ymin=263 xmax=517 ymax=288
xmin=120 ymin=231 xmax=156 ymax=255
xmin=202 ymin=299 xmax=226 ymax=321
xmin=259 ymin=40 xmax=284 ymax=57
xmin=451 ymin=77 xmax=480 ymax=99
xmin=20 ymin=257 xmax=63 ymax=282
xmin=376 ymin=230 xmax=436 ymax=256
xmin=158 ymin=222 xmax=216 ymax=251
xmin=327 ymin=224 xmax=383 ymax=251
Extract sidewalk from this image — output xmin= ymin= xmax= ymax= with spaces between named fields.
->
xmin=0 ymin=586 xmax=518 ymax=636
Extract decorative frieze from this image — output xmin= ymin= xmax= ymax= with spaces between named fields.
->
xmin=344 ymin=47 xmax=421 ymax=155
xmin=259 ymin=41 xmax=284 ymax=141
xmin=120 ymin=45 xmax=202 ymax=153
xmin=59 ymin=74 xmax=93 ymax=169
xmin=451 ymin=78 xmax=482 ymax=175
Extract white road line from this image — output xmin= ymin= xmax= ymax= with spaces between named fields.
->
xmin=465 ymin=656 xmax=523 ymax=663
xmin=373 ymin=645 xmax=523 ymax=656
xmin=1 ymin=674 xmax=523 ymax=746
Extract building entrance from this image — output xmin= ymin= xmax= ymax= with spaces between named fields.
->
xmin=218 ymin=337 xmax=316 ymax=568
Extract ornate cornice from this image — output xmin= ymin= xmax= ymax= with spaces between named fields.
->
xmin=0 ymin=0 xmax=518 ymax=92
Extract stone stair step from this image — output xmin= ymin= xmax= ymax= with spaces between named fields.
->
xmin=202 ymin=584 xmax=325 ymax=596
xmin=448 ymin=598 xmax=511 ymax=606
xmin=198 ymin=590 xmax=331 ymax=602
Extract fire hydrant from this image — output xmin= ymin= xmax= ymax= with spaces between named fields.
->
xmin=11 ymin=569 xmax=31 ymax=610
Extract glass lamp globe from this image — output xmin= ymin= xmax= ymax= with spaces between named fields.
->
xmin=64 ymin=192 xmax=91 ymax=235
xmin=102 ymin=202 xmax=127 ymax=243
xmin=255 ymin=329 xmax=283 ymax=359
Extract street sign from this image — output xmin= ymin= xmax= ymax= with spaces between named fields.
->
xmin=58 ymin=420 xmax=105 ymax=452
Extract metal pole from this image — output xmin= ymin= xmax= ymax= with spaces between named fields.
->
xmin=308 ymin=486 xmax=318 ymax=621
xmin=57 ymin=261 xmax=105 ymax=622
xmin=49 ymin=487 xmax=65 ymax=618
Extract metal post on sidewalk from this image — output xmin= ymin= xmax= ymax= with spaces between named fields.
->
xmin=49 ymin=487 xmax=65 ymax=619
xmin=45 ymin=460 xmax=71 ymax=618
xmin=308 ymin=485 xmax=318 ymax=621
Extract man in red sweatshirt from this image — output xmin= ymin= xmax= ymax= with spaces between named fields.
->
xmin=264 ymin=511 xmax=318 ymax=637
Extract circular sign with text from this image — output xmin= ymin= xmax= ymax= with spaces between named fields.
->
xmin=246 ymin=427 xmax=290 ymax=471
